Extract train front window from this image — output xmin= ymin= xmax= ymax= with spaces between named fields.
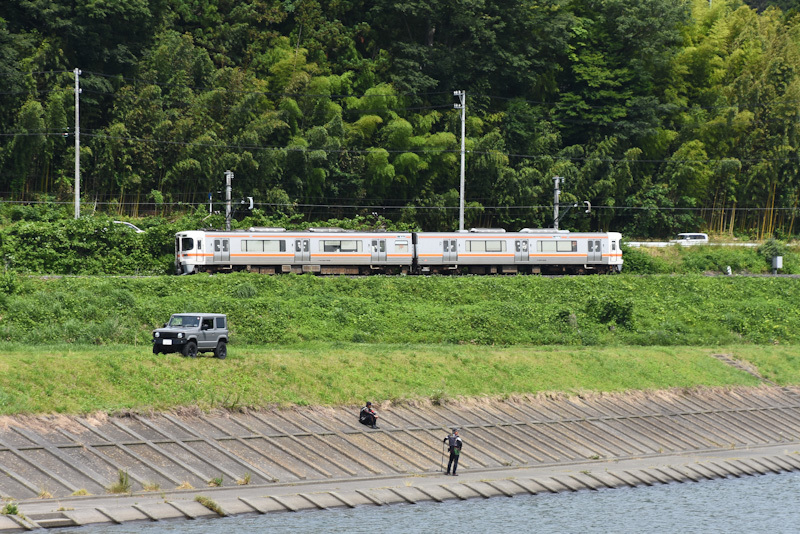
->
xmin=181 ymin=237 xmax=194 ymax=251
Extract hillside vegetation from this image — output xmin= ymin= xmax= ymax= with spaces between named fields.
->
xmin=3 ymin=0 xmax=800 ymax=239
xmin=0 ymin=273 xmax=796 ymax=414
xmin=3 ymin=273 xmax=798 ymax=346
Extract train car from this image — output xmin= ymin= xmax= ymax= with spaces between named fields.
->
xmin=414 ymin=228 xmax=623 ymax=274
xmin=175 ymin=227 xmax=415 ymax=275
xmin=176 ymin=227 xmax=622 ymax=275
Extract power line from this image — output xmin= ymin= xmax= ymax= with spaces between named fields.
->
xmin=0 ymin=197 xmax=794 ymax=213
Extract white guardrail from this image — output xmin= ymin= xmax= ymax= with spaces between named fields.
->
xmin=626 ymin=241 xmax=759 ymax=248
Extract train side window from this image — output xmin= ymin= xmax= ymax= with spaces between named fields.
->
xmin=540 ymin=240 xmax=577 ymax=252
xmin=466 ymin=241 xmax=483 ymax=252
xmin=321 ymin=240 xmax=362 ymax=253
xmin=558 ymin=240 xmax=577 ymax=252
xmin=243 ymin=239 xmax=285 ymax=252
xmin=181 ymin=237 xmax=194 ymax=251
xmin=612 ymin=241 xmax=616 ymax=251
xmin=342 ymin=240 xmax=361 ymax=252
xmin=485 ymin=240 xmax=504 ymax=252
xmin=396 ymin=240 xmax=408 ymax=253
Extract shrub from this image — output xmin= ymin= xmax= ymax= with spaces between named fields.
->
xmin=619 ymin=244 xmax=668 ymax=274
xmin=585 ymin=295 xmax=634 ymax=328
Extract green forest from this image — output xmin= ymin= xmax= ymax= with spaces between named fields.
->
xmin=3 ymin=0 xmax=800 ymax=237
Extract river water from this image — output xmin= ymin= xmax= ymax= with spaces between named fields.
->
xmin=54 ymin=472 xmax=800 ymax=533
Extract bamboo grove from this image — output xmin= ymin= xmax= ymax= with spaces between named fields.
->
xmin=2 ymin=0 xmax=800 ymax=237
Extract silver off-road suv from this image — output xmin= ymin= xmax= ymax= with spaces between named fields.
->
xmin=152 ymin=313 xmax=228 ymax=359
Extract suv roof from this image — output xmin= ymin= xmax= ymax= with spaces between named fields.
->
xmin=171 ymin=313 xmax=226 ymax=317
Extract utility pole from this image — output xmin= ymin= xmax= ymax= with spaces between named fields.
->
xmin=553 ymin=176 xmax=562 ymax=230
xmin=74 ymin=68 xmax=81 ymax=219
xmin=454 ymin=90 xmax=466 ymax=231
xmin=224 ymin=170 xmax=233 ymax=231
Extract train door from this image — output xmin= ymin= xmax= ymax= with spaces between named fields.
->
xmin=213 ymin=238 xmax=230 ymax=262
xmin=514 ymin=239 xmax=529 ymax=262
xmin=587 ymin=239 xmax=602 ymax=263
xmin=371 ymin=239 xmax=386 ymax=262
xmin=294 ymin=239 xmax=310 ymax=262
xmin=443 ymin=239 xmax=458 ymax=262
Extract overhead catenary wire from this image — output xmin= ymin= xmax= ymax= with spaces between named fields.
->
xmin=0 ymin=197 xmax=794 ymax=213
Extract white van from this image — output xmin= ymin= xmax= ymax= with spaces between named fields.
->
xmin=671 ymin=233 xmax=709 ymax=246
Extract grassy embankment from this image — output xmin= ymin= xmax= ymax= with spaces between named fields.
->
xmin=0 ymin=273 xmax=798 ymax=415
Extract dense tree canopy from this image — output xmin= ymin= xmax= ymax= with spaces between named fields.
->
xmin=1 ymin=0 xmax=800 ymax=237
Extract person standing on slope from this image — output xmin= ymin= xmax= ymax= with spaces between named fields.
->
xmin=443 ymin=428 xmax=463 ymax=475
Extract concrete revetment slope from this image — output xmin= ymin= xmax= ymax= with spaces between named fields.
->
xmin=1 ymin=386 xmax=799 ymax=530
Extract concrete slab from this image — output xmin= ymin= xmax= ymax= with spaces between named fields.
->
xmin=1 ymin=390 xmax=799 ymax=531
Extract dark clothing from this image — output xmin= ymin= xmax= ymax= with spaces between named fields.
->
xmin=359 ymin=406 xmax=378 ymax=428
xmin=443 ymin=433 xmax=463 ymax=474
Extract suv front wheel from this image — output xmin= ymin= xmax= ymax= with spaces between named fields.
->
xmin=182 ymin=341 xmax=198 ymax=358
xmin=214 ymin=340 xmax=227 ymax=360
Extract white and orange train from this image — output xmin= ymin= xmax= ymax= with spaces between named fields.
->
xmin=174 ymin=227 xmax=623 ymax=275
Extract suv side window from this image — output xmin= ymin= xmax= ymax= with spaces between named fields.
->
xmin=216 ymin=317 xmax=226 ymax=329
xmin=202 ymin=318 xmax=214 ymax=330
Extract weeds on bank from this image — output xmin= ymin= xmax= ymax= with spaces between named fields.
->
xmin=108 ymin=470 xmax=131 ymax=494
xmin=195 ymin=495 xmax=225 ymax=516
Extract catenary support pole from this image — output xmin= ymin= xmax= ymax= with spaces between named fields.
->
xmin=454 ymin=90 xmax=466 ymax=231
xmin=74 ymin=68 xmax=81 ymax=219
xmin=553 ymin=176 xmax=562 ymax=230
xmin=225 ymin=170 xmax=233 ymax=231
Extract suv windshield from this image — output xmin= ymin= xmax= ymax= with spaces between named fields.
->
xmin=168 ymin=315 xmax=200 ymax=328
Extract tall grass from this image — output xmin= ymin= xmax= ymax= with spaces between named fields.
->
xmin=0 ymin=343 xmax=778 ymax=415
xmin=1 ymin=274 xmax=799 ymax=346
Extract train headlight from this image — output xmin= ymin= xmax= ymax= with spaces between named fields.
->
xmin=154 ymin=332 xmax=160 ymax=338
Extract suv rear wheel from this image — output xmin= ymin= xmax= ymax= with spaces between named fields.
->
xmin=214 ymin=340 xmax=227 ymax=360
xmin=182 ymin=341 xmax=198 ymax=358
